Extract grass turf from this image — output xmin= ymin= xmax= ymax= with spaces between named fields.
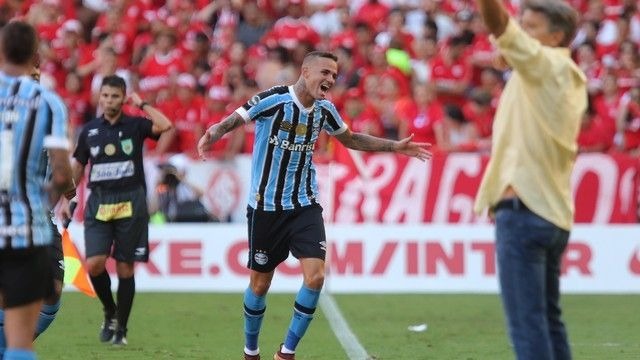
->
xmin=35 ymin=293 xmax=639 ymax=359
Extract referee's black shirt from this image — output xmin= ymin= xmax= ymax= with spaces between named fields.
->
xmin=73 ymin=114 xmax=160 ymax=190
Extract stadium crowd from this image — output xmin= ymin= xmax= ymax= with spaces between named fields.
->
xmin=1 ymin=0 xmax=639 ymax=159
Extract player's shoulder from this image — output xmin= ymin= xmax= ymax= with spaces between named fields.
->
xmin=315 ymin=99 xmax=338 ymax=111
xmin=38 ymin=86 xmax=66 ymax=107
xmin=245 ymin=85 xmax=290 ymax=107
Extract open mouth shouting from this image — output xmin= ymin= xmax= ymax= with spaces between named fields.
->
xmin=319 ymin=83 xmax=331 ymax=98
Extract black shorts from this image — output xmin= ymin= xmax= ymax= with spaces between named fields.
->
xmin=246 ymin=203 xmax=326 ymax=273
xmin=49 ymin=218 xmax=64 ymax=282
xmin=84 ymin=186 xmax=149 ymax=263
xmin=0 ymin=247 xmax=54 ymax=308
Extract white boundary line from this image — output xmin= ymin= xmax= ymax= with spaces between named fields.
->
xmin=319 ymin=292 xmax=371 ymax=360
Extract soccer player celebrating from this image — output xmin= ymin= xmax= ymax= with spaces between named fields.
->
xmin=198 ymin=51 xmax=431 ymax=360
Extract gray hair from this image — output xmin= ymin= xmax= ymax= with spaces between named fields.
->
xmin=523 ymin=0 xmax=579 ymax=47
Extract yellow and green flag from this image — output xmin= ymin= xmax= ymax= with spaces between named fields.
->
xmin=62 ymin=229 xmax=97 ymax=297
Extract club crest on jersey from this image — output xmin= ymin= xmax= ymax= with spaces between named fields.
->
xmin=88 ymin=128 xmax=99 ymax=137
xmin=248 ymin=95 xmax=260 ymax=107
xmin=121 ymin=138 xmax=133 ymax=155
xmin=295 ymin=124 xmax=307 ymax=136
xmin=90 ymin=146 xmax=100 ymax=157
xmin=254 ymin=250 xmax=268 ymax=265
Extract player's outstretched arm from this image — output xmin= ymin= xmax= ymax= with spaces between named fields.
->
xmin=335 ymin=129 xmax=432 ymax=161
xmin=198 ymin=112 xmax=245 ymax=159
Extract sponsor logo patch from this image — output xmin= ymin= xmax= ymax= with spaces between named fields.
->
xmin=89 ymin=160 xmax=135 ymax=182
xmin=95 ymin=201 xmax=133 ymax=221
xmin=280 ymin=121 xmax=293 ymax=131
xmin=88 ymin=128 xmax=99 ymax=137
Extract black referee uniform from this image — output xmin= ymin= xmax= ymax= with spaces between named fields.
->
xmin=73 ymin=114 xmax=159 ymax=262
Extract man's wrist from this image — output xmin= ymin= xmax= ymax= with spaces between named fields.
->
xmin=139 ymin=101 xmax=149 ymax=110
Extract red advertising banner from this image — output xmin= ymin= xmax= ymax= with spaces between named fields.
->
xmin=319 ymin=150 xmax=639 ymax=224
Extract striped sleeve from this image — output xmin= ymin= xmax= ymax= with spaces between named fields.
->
xmin=320 ymin=101 xmax=348 ymax=135
xmin=41 ymin=90 xmax=70 ymax=150
xmin=235 ymin=86 xmax=288 ymax=122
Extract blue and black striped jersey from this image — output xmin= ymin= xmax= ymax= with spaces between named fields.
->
xmin=0 ymin=73 xmax=69 ymax=249
xmin=236 ymin=85 xmax=347 ymax=211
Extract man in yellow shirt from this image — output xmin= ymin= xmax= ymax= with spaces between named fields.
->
xmin=473 ymin=0 xmax=587 ymax=359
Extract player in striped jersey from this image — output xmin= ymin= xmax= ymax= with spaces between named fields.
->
xmin=0 ymin=21 xmax=74 ymax=360
xmin=198 ymin=51 xmax=431 ymax=360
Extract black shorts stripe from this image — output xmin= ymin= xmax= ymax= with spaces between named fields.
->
xmin=293 ymin=110 xmax=314 ymax=208
xmin=273 ymin=105 xmax=300 ymax=211
xmin=18 ymin=90 xmax=41 ymax=247
xmin=256 ymin=104 xmax=284 ymax=210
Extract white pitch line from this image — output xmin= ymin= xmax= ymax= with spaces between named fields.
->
xmin=319 ymin=292 xmax=371 ymax=360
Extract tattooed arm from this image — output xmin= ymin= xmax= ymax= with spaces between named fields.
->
xmin=197 ymin=112 xmax=246 ymax=159
xmin=334 ymin=129 xmax=432 ymax=161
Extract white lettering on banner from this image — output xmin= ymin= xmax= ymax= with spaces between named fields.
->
xmin=383 ymin=158 xmax=430 ymax=223
xmin=571 ymin=154 xmax=618 ymax=223
xmin=335 ymin=155 xmax=398 ymax=223
xmin=90 ymin=160 xmax=135 ymax=182
xmin=432 ymin=154 xmax=484 ymax=223
xmin=63 ymin=224 xmax=640 ymax=293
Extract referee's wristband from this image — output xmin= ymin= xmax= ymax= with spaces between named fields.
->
xmin=139 ymin=101 xmax=149 ymax=110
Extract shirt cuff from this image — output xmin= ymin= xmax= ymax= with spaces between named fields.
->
xmin=43 ymin=136 xmax=70 ymax=150
xmin=235 ymin=107 xmax=251 ymax=123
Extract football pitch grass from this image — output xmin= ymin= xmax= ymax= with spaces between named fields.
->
xmin=36 ymin=293 xmax=639 ymax=359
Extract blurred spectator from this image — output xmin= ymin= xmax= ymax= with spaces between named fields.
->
xmin=410 ymin=35 xmax=438 ymax=84
xmin=434 ymin=103 xmax=478 ymax=152
xmin=309 ymin=0 xmax=348 ymax=37
xmin=578 ymin=99 xmax=615 ymax=153
xmin=615 ymin=87 xmax=640 ymax=153
xmin=156 ymin=73 xmax=208 ymax=156
xmin=341 ymin=87 xmax=384 ymax=137
xmin=614 ymin=40 xmax=640 ymax=93
xmin=261 ymin=0 xmax=320 ymax=50
xmin=354 ymin=0 xmax=389 ymax=33
xmin=137 ymin=26 xmax=186 ymax=102
xmin=430 ymin=35 xmax=472 ymax=107
xmin=594 ymin=72 xmax=622 ymax=124
xmin=203 ymin=86 xmax=244 ymax=160
xmin=396 ymin=82 xmax=444 ymax=146
xmin=60 ymin=71 xmax=92 ymax=140
xmin=462 ymin=88 xmax=494 ymax=151
xmin=153 ymin=154 xmax=215 ymax=223
xmin=235 ymin=0 xmax=271 ymax=48
xmin=255 ymin=45 xmax=297 ymax=90
xmin=88 ymin=46 xmax=133 ymax=109
xmin=575 ymin=42 xmax=605 ymax=95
